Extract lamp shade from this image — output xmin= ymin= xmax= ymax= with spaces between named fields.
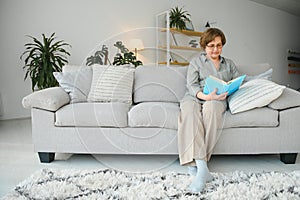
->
xmin=129 ymin=39 xmax=144 ymax=51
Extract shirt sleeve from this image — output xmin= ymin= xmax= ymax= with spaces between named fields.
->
xmin=186 ymin=59 xmax=201 ymax=98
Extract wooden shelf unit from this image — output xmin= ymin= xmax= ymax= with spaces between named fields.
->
xmin=156 ymin=11 xmax=203 ymax=66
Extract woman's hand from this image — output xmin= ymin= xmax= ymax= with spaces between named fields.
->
xmin=197 ymin=89 xmax=228 ymax=101
xmin=208 ymin=89 xmax=228 ymax=100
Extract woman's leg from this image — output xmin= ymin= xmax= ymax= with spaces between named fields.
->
xmin=202 ymin=100 xmax=227 ymax=161
xmin=178 ymin=100 xmax=206 ymax=166
xmin=189 ymin=100 xmax=226 ymax=192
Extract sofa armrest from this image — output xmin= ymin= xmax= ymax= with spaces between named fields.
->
xmin=268 ymin=87 xmax=300 ymax=110
xmin=22 ymin=87 xmax=70 ymax=111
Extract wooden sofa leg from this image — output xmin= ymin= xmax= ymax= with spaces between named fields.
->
xmin=38 ymin=152 xmax=55 ymax=163
xmin=280 ymin=153 xmax=297 ymax=164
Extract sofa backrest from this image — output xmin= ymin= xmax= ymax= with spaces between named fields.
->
xmin=236 ymin=63 xmax=271 ymax=76
xmin=133 ymin=65 xmax=187 ymax=103
xmin=62 ymin=63 xmax=271 ymax=104
xmin=133 ymin=63 xmax=272 ymax=104
xmin=62 ymin=65 xmax=84 ymax=72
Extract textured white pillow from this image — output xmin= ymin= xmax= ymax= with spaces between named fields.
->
xmin=53 ymin=67 xmax=92 ymax=103
xmin=228 ymin=79 xmax=286 ymax=114
xmin=88 ymin=65 xmax=134 ymax=104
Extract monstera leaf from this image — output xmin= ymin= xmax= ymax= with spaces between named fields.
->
xmin=112 ymin=41 xmax=142 ymax=67
xmin=86 ymin=45 xmax=109 ymax=66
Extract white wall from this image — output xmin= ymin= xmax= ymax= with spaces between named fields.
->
xmin=0 ymin=0 xmax=299 ymax=120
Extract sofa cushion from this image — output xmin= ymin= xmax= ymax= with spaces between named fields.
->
xmin=88 ymin=65 xmax=134 ymax=104
xmin=53 ymin=67 xmax=92 ymax=103
xmin=128 ymin=102 xmax=180 ymax=130
xmin=22 ymin=87 xmax=70 ymax=111
xmin=133 ymin=65 xmax=187 ymax=103
xmin=228 ymin=79 xmax=285 ymax=114
xmin=268 ymin=87 xmax=300 ymax=110
xmin=223 ymin=107 xmax=278 ymax=129
xmin=55 ymin=102 xmax=129 ymax=127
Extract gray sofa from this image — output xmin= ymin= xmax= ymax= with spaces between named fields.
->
xmin=22 ymin=64 xmax=300 ymax=164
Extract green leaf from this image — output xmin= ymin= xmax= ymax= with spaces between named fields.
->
xmin=85 ymin=44 xmax=108 ymax=66
xmin=112 ymin=42 xmax=143 ymax=67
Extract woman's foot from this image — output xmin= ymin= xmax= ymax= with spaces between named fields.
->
xmin=188 ymin=166 xmax=197 ymax=176
xmin=188 ymin=160 xmax=213 ymax=193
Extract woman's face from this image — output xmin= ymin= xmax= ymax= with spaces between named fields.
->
xmin=205 ymin=36 xmax=223 ymax=60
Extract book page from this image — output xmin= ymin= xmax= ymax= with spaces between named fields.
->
xmin=210 ymin=76 xmax=227 ymax=84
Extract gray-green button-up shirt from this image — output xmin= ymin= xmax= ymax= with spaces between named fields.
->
xmin=181 ymin=52 xmax=240 ymax=103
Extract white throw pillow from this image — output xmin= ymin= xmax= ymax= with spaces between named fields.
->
xmin=53 ymin=66 xmax=92 ymax=103
xmin=87 ymin=65 xmax=135 ymax=104
xmin=228 ymin=79 xmax=285 ymax=114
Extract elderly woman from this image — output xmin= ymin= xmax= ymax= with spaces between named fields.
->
xmin=178 ymin=28 xmax=240 ymax=192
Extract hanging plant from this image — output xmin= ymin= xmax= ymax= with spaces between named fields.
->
xmin=169 ymin=6 xmax=191 ymax=30
xmin=20 ymin=33 xmax=71 ymax=91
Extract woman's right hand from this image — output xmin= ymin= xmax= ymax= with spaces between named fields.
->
xmin=208 ymin=89 xmax=228 ymax=100
xmin=197 ymin=89 xmax=228 ymax=101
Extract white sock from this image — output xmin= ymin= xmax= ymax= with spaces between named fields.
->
xmin=189 ymin=159 xmax=213 ymax=193
xmin=188 ymin=166 xmax=197 ymax=176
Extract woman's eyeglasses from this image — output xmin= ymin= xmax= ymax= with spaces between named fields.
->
xmin=206 ymin=44 xmax=223 ymax=49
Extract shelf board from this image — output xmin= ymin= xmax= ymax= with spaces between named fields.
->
xmin=161 ymin=28 xmax=203 ymax=37
xmin=158 ymin=61 xmax=189 ymax=66
xmin=170 ymin=45 xmax=202 ymax=51
xmin=159 ymin=45 xmax=202 ymax=51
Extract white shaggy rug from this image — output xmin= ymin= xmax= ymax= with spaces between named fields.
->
xmin=3 ymin=169 xmax=300 ymax=199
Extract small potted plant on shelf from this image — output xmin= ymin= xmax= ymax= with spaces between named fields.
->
xmin=21 ymin=33 xmax=71 ymax=91
xmin=169 ymin=6 xmax=192 ymax=30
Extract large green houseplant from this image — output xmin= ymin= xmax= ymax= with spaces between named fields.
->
xmin=169 ymin=6 xmax=191 ymax=30
xmin=21 ymin=33 xmax=71 ymax=91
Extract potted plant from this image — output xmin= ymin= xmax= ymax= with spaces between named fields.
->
xmin=86 ymin=41 xmax=142 ymax=67
xmin=21 ymin=33 xmax=71 ymax=91
xmin=112 ymin=41 xmax=143 ymax=67
xmin=169 ymin=6 xmax=191 ymax=30
xmin=86 ymin=45 xmax=110 ymax=66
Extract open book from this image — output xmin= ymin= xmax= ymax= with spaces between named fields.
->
xmin=203 ymin=75 xmax=246 ymax=96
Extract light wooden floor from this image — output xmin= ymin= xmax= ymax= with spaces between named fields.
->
xmin=1 ymin=118 xmax=299 ymax=197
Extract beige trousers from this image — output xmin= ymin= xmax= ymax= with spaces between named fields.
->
xmin=178 ymin=100 xmax=226 ymax=166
